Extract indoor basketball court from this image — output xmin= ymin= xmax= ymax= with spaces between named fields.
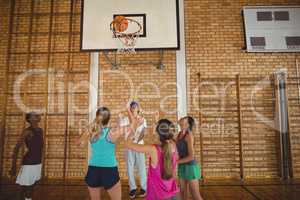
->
xmin=0 ymin=0 xmax=300 ymax=200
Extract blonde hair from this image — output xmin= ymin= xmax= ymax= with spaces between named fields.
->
xmin=156 ymin=119 xmax=175 ymax=180
xmin=89 ymin=107 xmax=110 ymax=142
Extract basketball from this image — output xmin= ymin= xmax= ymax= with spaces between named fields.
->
xmin=113 ymin=15 xmax=128 ymax=32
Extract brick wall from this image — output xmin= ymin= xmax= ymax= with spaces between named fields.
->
xmin=98 ymin=52 xmax=177 ymax=178
xmin=0 ymin=0 xmax=10 ymax=177
xmin=0 ymin=0 xmax=90 ymax=180
xmin=0 ymin=0 xmax=300 ymax=182
xmin=185 ymin=0 xmax=300 ymax=178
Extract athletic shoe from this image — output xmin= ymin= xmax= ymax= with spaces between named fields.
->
xmin=137 ymin=189 xmax=147 ymax=198
xmin=129 ymin=189 xmax=137 ymax=199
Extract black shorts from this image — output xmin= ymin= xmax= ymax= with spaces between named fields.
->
xmin=85 ymin=166 xmax=120 ymax=190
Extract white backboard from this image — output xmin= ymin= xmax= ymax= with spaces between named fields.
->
xmin=81 ymin=0 xmax=180 ymax=51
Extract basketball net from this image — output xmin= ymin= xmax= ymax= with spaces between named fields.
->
xmin=110 ymin=17 xmax=142 ymax=54
xmin=114 ymin=32 xmax=140 ymax=54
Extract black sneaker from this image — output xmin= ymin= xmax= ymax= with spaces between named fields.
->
xmin=137 ymin=189 xmax=147 ymax=198
xmin=129 ymin=189 xmax=137 ymax=199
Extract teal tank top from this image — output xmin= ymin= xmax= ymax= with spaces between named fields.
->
xmin=89 ymin=127 xmax=117 ymax=167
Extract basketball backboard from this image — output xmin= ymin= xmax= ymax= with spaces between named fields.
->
xmin=80 ymin=0 xmax=180 ymax=51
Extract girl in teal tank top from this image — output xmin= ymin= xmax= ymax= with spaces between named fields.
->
xmin=89 ymin=127 xmax=117 ymax=167
xmin=77 ymin=107 xmax=124 ymax=200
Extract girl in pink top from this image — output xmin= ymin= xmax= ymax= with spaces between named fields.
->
xmin=126 ymin=118 xmax=179 ymax=200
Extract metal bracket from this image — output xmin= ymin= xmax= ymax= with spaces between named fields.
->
xmin=102 ymin=50 xmax=165 ymax=70
xmin=156 ymin=50 xmax=165 ymax=70
xmin=103 ymin=51 xmax=120 ymax=70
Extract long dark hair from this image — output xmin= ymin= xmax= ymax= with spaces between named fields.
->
xmin=156 ymin=119 xmax=175 ymax=180
xmin=25 ymin=112 xmax=40 ymax=123
xmin=186 ymin=116 xmax=195 ymax=132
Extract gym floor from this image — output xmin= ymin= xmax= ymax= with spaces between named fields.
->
xmin=1 ymin=180 xmax=300 ymax=200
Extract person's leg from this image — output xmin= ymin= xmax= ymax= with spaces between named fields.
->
xmin=127 ymin=150 xmax=137 ymax=191
xmin=179 ymin=179 xmax=188 ymax=200
xmin=188 ymin=180 xmax=203 ymax=200
xmin=21 ymin=186 xmax=33 ymax=200
xmin=107 ymin=181 xmax=122 ymax=200
xmin=19 ymin=186 xmax=24 ymax=200
xmin=136 ymin=152 xmax=147 ymax=191
xmin=88 ymin=186 xmax=102 ymax=200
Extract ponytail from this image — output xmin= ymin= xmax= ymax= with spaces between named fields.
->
xmin=187 ymin=116 xmax=195 ymax=132
xmin=156 ymin=119 xmax=175 ymax=180
xmin=90 ymin=107 xmax=111 ymax=142
xmin=161 ymin=141 xmax=173 ymax=180
xmin=96 ymin=107 xmax=110 ymax=126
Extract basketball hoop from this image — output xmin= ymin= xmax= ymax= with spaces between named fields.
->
xmin=110 ymin=16 xmax=142 ymax=54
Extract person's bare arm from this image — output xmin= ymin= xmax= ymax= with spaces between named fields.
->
xmin=136 ymin=117 xmax=147 ymax=142
xmin=127 ymin=104 xmax=135 ymax=124
xmin=154 ymin=111 xmax=160 ymax=122
xmin=10 ymin=129 xmax=29 ymax=176
xmin=76 ymin=131 xmax=89 ymax=146
xmin=151 ymin=111 xmax=160 ymax=135
xmin=177 ymin=133 xmax=195 ymax=164
xmin=125 ymin=136 xmax=156 ymax=157
xmin=108 ymin=125 xmax=127 ymax=143
xmin=125 ymin=128 xmax=157 ymax=164
xmin=136 ymin=128 xmax=146 ymax=143
xmin=76 ymin=122 xmax=98 ymax=146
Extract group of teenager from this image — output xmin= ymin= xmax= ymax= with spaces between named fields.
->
xmin=10 ymin=101 xmax=204 ymax=200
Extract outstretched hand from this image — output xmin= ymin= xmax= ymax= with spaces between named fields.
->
xmin=126 ymin=101 xmax=132 ymax=111
xmin=118 ymin=112 xmax=124 ymax=120
xmin=75 ymin=135 xmax=83 ymax=146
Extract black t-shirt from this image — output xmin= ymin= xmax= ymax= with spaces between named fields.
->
xmin=22 ymin=127 xmax=44 ymax=165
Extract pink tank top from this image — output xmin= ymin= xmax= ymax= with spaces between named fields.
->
xmin=146 ymin=145 xmax=179 ymax=200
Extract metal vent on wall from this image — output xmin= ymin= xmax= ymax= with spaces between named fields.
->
xmin=257 ymin=11 xmax=273 ymax=21
xmin=274 ymin=11 xmax=290 ymax=21
xmin=250 ymin=37 xmax=266 ymax=49
xmin=256 ymin=11 xmax=290 ymax=21
xmin=286 ymin=36 xmax=300 ymax=49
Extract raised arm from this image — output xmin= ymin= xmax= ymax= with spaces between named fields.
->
xmin=108 ymin=125 xmax=127 ymax=143
xmin=76 ymin=121 xmax=99 ymax=147
xmin=177 ymin=133 xmax=195 ymax=164
xmin=125 ymin=121 xmax=156 ymax=156
xmin=136 ymin=127 xmax=146 ymax=143
xmin=151 ymin=111 xmax=160 ymax=135
xmin=126 ymin=104 xmax=135 ymax=123
xmin=125 ymin=135 xmax=155 ymax=156
xmin=154 ymin=111 xmax=160 ymax=122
